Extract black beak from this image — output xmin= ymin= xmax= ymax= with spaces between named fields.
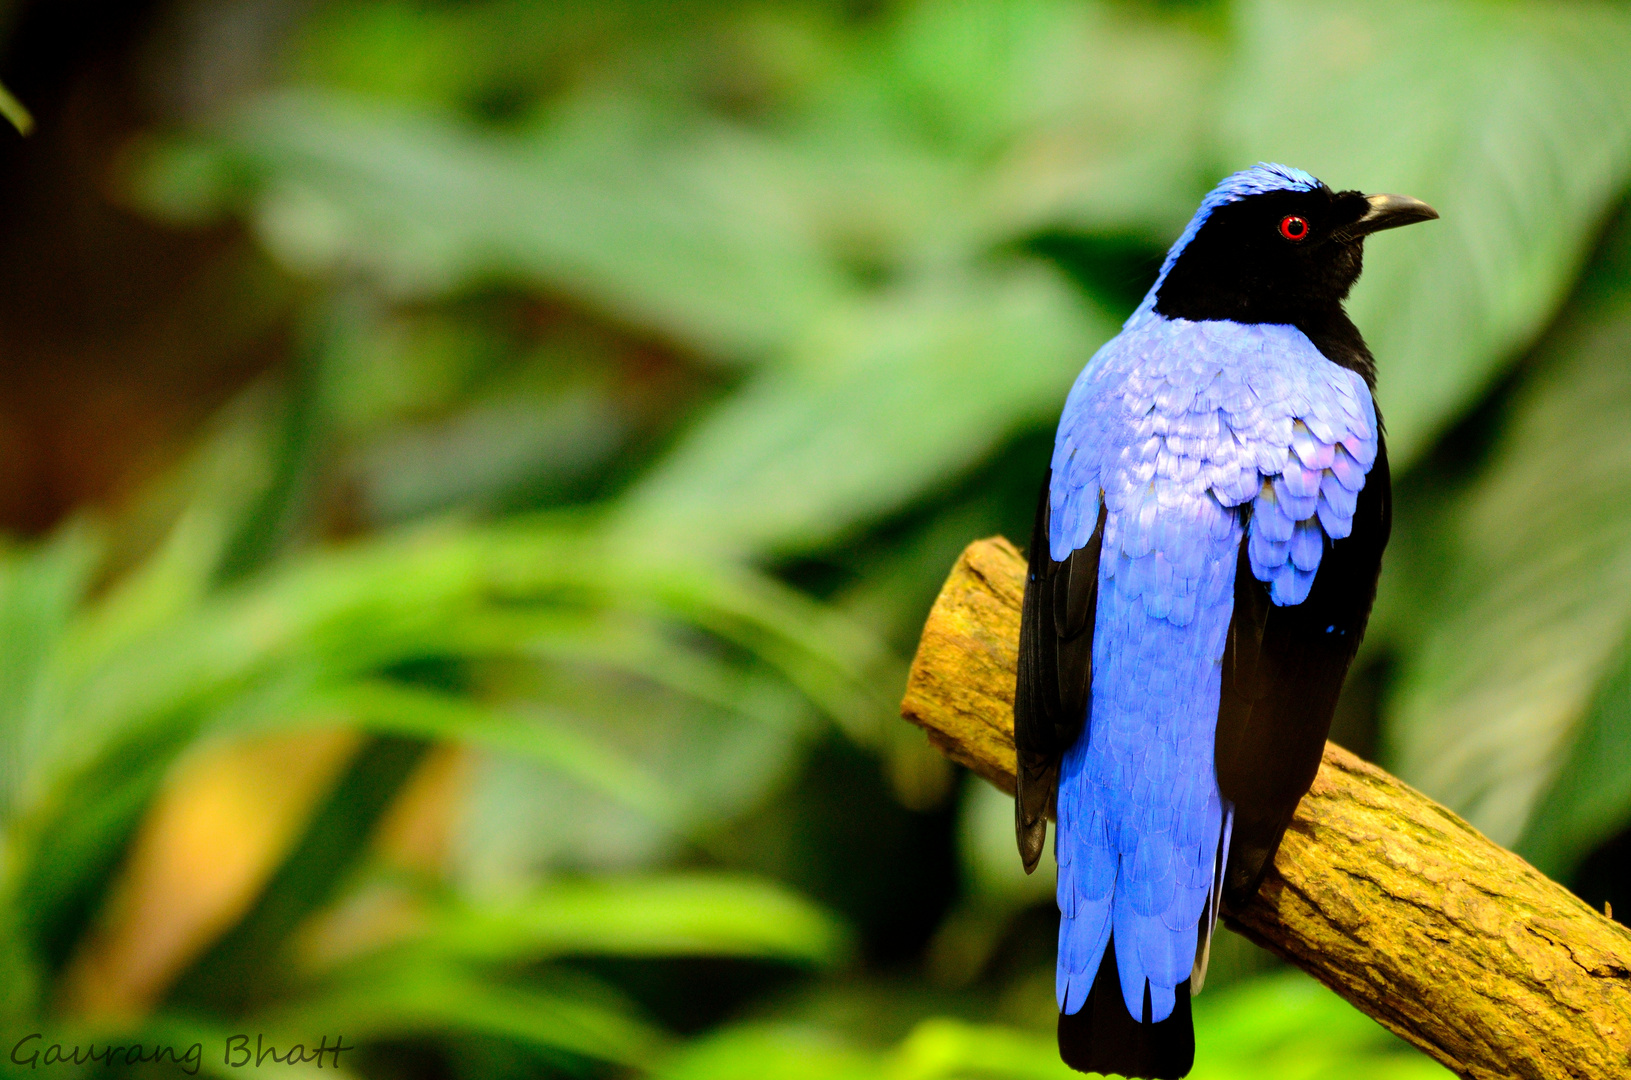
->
xmin=1344 ymin=193 xmax=1438 ymax=238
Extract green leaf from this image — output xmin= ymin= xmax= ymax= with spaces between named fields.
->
xmin=653 ymin=1023 xmax=877 ymax=1080
xmin=0 ymin=523 xmax=99 ymax=817
xmin=323 ymin=681 xmax=686 ymax=828
xmin=0 ymin=81 xmax=32 ymax=136
xmin=1510 ymin=226 xmax=1631 ymax=876
xmin=772 ymin=0 xmax=1221 ymax=254
xmin=1386 ymin=212 xmax=1631 ymax=846
xmin=957 ymin=772 xmax=1052 ymax=908
xmin=63 ymin=381 xmax=293 ymax=680
xmin=10 ymin=722 xmax=194 ymax=978
xmin=1223 ymin=0 xmax=1631 ymax=465
xmin=407 ymin=873 xmax=851 ymax=967
xmin=169 ymin=736 xmax=424 ymax=1016
xmin=881 ymin=981 xmax=1441 ymax=1080
xmin=5 ymin=514 xmax=893 ymax=948
xmin=1522 ymin=641 xmax=1631 ymax=879
xmin=927 ymin=0 xmax=1225 ymax=242
xmin=254 ymin=957 xmax=668 ymax=1067
xmin=1189 ymin=971 xmax=1448 ymax=1079
xmin=354 ymin=386 xmax=626 ymax=523
xmin=0 ymin=900 xmax=41 ymax=1024
xmin=23 ymin=520 xmax=862 ymax=802
xmin=179 ymin=89 xmax=854 ymax=361
xmin=651 ymin=1019 xmax=1079 ymax=1080
xmin=286 ymin=0 xmax=731 ymax=113
xmin=616 ymin=262 xmax=1114 ymax=555
xmin=887 ymin=1018 xmax=1077 ymax=1080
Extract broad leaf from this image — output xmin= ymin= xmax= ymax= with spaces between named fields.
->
xmin=142 ymin=89 xmax=853 ymax=362
xmin=1512 ymin=224 xmax=1631 ymax=876
xmin=949 ymin=0 xmax=1226 ymax=243
xmin=1522 ymin=641 xmax=1631 ymax=879
xmin=0 ymin=80 xmax=32 ymax=135
xmin=615 ymin=262 xmax=1113 ymax=555
xmin=1387 ymin=214 xmax=1631 ymax=846
xmin=254 ymin=956 xmax=667 ymax=1067
xmin=1190 ymin=971 xmax=1448 ymax=1079
xmin=0 ymin=525 xmax=98 ymax=817
xmin=654 ymin=1024 xmax=876 ymax=1080
xmin=406 ymin=874 xmax=850 ymax=967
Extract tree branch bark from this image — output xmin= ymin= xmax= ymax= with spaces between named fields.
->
xmin=901 ymin=536 xmax=1631 ymax=1080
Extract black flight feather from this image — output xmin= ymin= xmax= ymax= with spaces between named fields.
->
xmin=1014 ymin=473 xmax=1104 ymax=873
xmin=1057 ymin=935 xmax=1195 ymax=1080
xmin=1216 ymin=434 xmax=1391 ymax=911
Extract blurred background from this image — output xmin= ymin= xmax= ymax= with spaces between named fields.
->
xmin=0 ymin=0 xmax=1628 ymax=1076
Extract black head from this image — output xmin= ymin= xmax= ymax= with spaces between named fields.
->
xmin=1152 ymin=171 xmax=1437 ymax=383
xmin=1154 ymin=184 xmax=1436 ymax=325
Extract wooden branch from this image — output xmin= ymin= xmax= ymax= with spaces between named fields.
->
xmin=902 ymin=537 xmax=1631 ymax=1080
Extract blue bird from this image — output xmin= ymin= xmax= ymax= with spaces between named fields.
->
xmin=1013 ymin=164 xmax=1436 ymax=1078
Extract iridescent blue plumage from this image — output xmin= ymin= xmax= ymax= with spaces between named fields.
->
xmin=1048 ymin=164 xmax=1379 ymax=1024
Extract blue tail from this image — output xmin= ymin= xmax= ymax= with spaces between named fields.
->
xmin=1054 ymin=500 xmax=1233 ymax=1028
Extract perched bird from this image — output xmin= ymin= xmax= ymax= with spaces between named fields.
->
xmin=1013 ymin=164 xmax=1436 ymax=1079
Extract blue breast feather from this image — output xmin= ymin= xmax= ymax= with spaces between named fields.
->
xmin=1047 ymin=311 xmax=1378 ymax=1023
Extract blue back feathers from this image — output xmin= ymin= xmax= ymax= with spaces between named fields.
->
xmin=1048 ymin=164 xmax=1377 ymax=1024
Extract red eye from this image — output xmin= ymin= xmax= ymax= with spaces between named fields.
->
xmin=1279 ymin=215 xmax=1310 ymax=241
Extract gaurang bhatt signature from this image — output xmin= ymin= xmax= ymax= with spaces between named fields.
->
xmin=10 ymin=1033 xmax=356 ymax=1073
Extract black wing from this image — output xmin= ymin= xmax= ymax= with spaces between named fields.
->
xmin=1215 ymin=436 xmax=1392 ymax=912
xmin=1014 ymin=471 xmax=1105 ymax=873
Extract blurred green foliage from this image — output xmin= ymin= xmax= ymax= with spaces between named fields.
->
xmin=6 ymin=0 xmax=1631 ymax=1076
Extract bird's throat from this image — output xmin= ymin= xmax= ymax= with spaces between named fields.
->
xmin=1288 ymin=305 xmax=1377 ymax=389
